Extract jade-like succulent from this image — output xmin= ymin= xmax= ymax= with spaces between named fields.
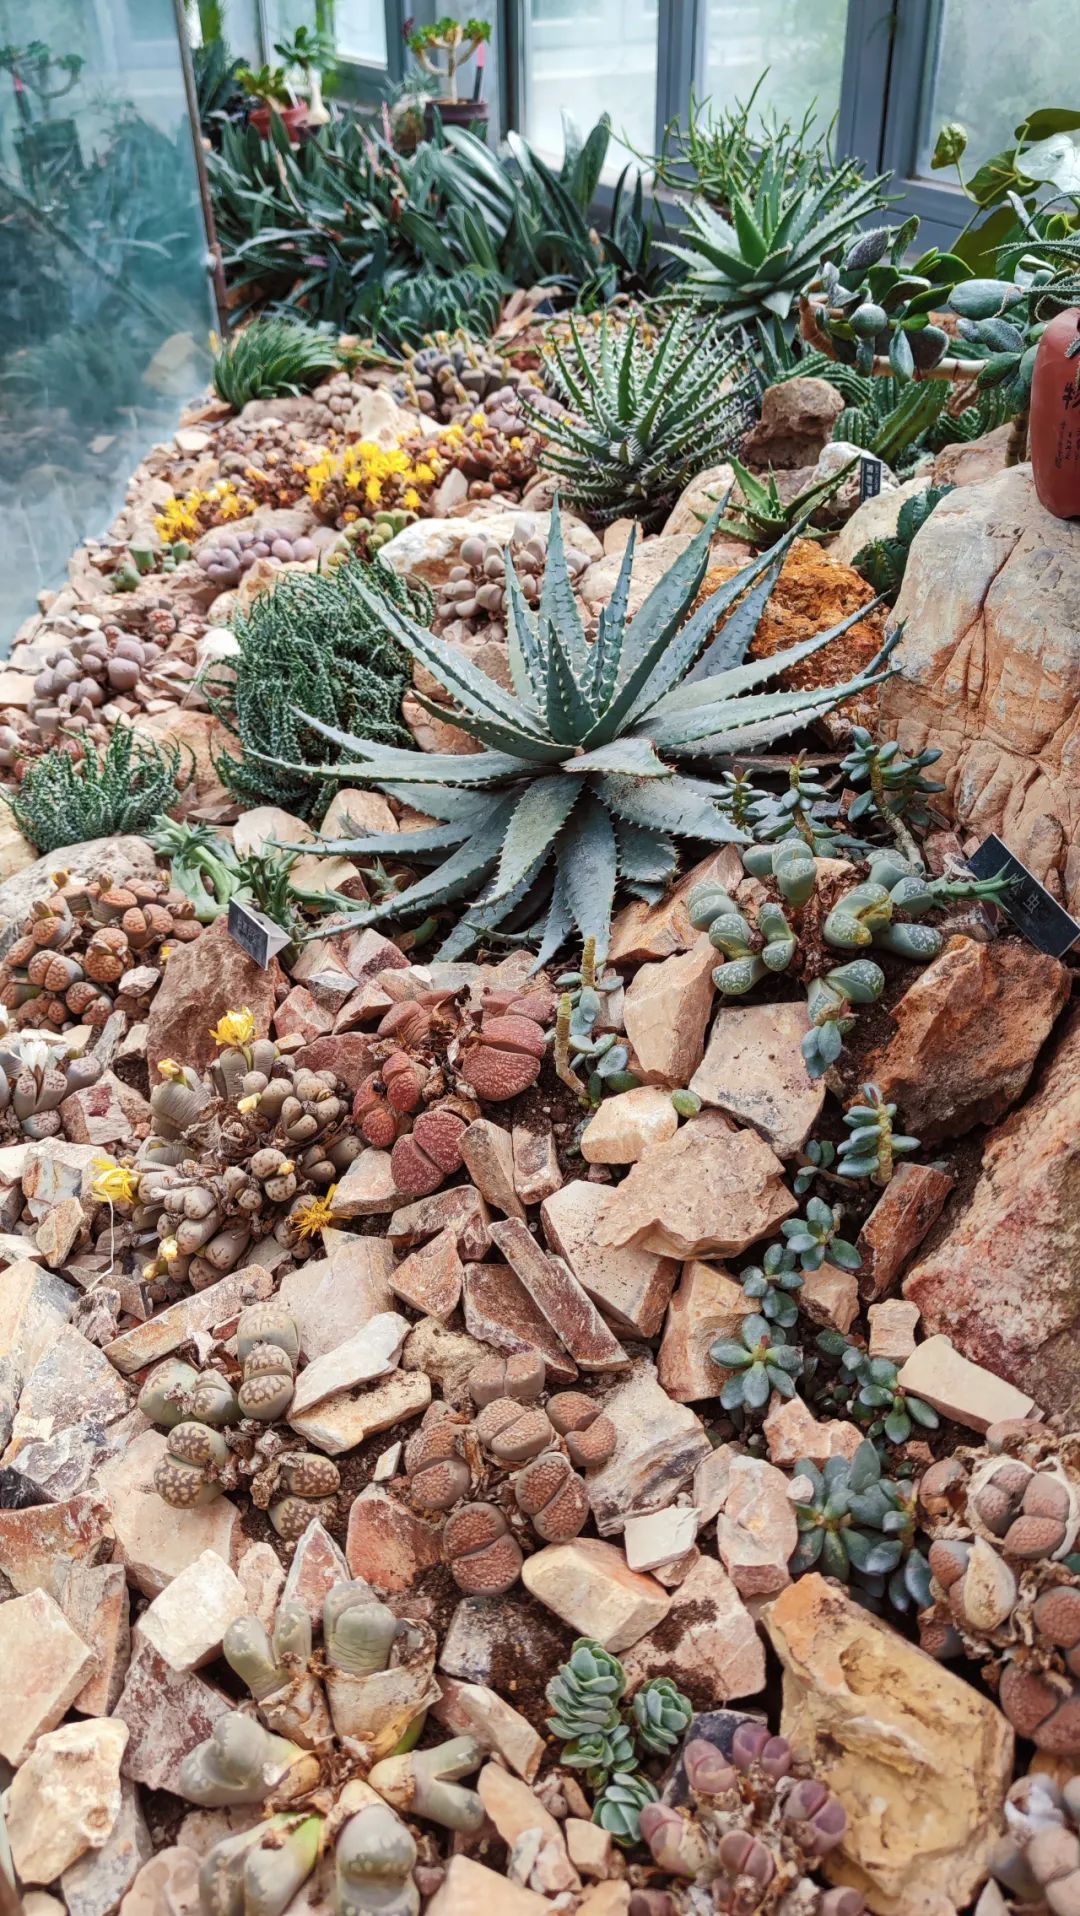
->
xmin=199 ymin=1813 xmax=323 ymax=1916
xmin=711 ymin=1313 xmax=804 ymax=1413
xmin=791 ymin=1440 xmax=931 ymax=1612
xmin=836 ymin=1084 xmax=919 ymax=1186
xmin=746 ymin=758 xmax=847 ymax=862
xmin=593 ymin=1769 xmax=659 ymax=1848
xmin=793 ymin=1136 xmax=837 ymax=1195
xmin=335 ymin=1795 xmax=420 ymax=1916
xmin=177 ymin=1711 xmax=316 ymax=1806
xmin=918 ymin=1422 xmax=1080 ymax=1752
xmin=841 ymin=727 xmax=945 ymax=832
xmin=814 ymin=1331 xmax=939 ymax=1449
xmin=780 ymin=1196 xmax=860 ymax=1273
xmin=639 ymin=1720 xmax=862 ymax=1911
xmin=367 ymin=1736 xmax=485 ymax=1833
xmin=738 ymin=1243 xmax=803 ymax=1328
xmin=553 ymin=937 xmax=637 ymax=1107
xmin=632 ymin=1677 xmax=694 ymax=1756
xmin=803 ymin=958 xmax=886 ymax=1080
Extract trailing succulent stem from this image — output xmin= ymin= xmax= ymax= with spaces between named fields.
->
xmin=836 ymin=1084 xmax=919 ymax=1186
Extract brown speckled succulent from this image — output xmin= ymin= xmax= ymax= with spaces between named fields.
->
xmin=155 ymin=1420 xmax=230 ymax=1508
xmin=514 ymin=1450 xmax=589 ymax=1543
xmin=404 ymin=1420 xmax=472 ymax=1513
xmin=918 ymin=1421 xmax=1080 ymax=1753
xmin=474 ymin=1396 xmax=554 ymax=1465
xmin=460 ymin=1010 xmax=547 ymax=1102
xmin=0 ymin=873 xmax=199 ymax=1031
xmin=547 ymin=1391 xmax=619 ymax=1470
xmin=468 ymin=1350 xmax=547 ymax=1409
xmin=443 ymin=1501 xmax=523 ymax=1596
xmin=390 ymin=1105 xmax=469 ymax=1198
xmin=267 ymin=1453 xmax=341 ymax=1541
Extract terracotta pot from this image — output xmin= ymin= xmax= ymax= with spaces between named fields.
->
xmin=424 ymin=98 xmax=489 ymax=139
xmin=248 ymin=103 xmax=307 ymax=144
xmin=1030 ymin=306 xmax=1080 ymax=518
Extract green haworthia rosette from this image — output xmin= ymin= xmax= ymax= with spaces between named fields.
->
xmin=631 ymin=1677 xmax=693 ymax=1755
xmin=592 ymin=1770 xmax=659 ymax=1848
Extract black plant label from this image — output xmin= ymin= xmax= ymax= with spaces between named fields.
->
xmin=227 ymin=899 xmax=291 ymax=969
xmin=859 ymin=455 xmax=883 ymax=501
xmin=969 ymin=834 xmax=1080 ymax=958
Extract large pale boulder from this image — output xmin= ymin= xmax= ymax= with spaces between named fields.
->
xmin=766 ymin=1574 xmax=1013 ymax=1916
xmin=882 ymin=463 xmax=1080 ymax=911
xmin=904 ymin=1004 xmax=1080 ymax=1418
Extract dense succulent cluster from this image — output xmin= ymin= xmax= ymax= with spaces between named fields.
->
xmin=990 ymin=1771 xmax=1080 ymax=1915
xmin=0 ymin=871 xmax=200 ymax=1032
xmin=813 ymin=1331 xmax=939 ymax=1449
xmin=4 ymin=724 xmax=189 ymax=855
xmin=195 ymin=522 xmax=318 ymax=589
xmin=639 ymin=1718 xmax=863 ymax=1914
xmin=0 ymin=1030 xmax=105 ymax=1141
xmin=810 ymin=221 xmax=971 ymax=377
xmin=5 ymin=628 xmax=168 ymax=754
xmin=296 ymin=503 xmax=892 ymax=960
xmin=393 ymin=331 xmax=532 ymax=429
xmin=431 ymin=520 xmax=589 ymax=647
xmin=403 ymin=1350 xmax=617 ymax=1597
xmin=521 ymin=310 xmax=754 ymax=528
xmin=791 ymin=1439 xmax=931 ymax=1611
xmin=918 ymin=1422 xmax=1080 ymax=1753
xmin=545 ymin=1638 xmax=690 ymax=1841
xmin=212 ymin=313 xmax=343 ymax=409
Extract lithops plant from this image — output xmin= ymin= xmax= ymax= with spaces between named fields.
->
xmin=394 ymin=331 xmax=530 ymax=426
xmin=236 ymin=1302 xmax=301 ymax=1421
xmin=0 ymin=1033 xmax=105 ymax=1139
xmin=474 ymin=1395 xmax=554 ymax=1464
xmin=177 ymin=1711 xmax=319 ymax=1807
xmin=404 ymin=1420 xmax=472 ymax=1513
xmin=26 ymin=628 xmax=166 ymax=741
xmin=335 ymin=1789 xmax=419 ymax=1916
xmin=367 ymin=1736 xmax=485 ymax=1833
xmin=546 ymin=1391 xmax=618 ymax=1469
xmin=460 ymin=1004 xmax=548 ymax=1102
xmin=389 ymin=1104 xmax=469 ymax=1198
xmin=990 ymin=1770 xmax=1080 ymax=1914
xmin=198 ymin=1813 xmax=324 ymax=1916
xmin=268 ymin=1453 xmax=341 ymax=1541
xmin=137 ymin=1357 xmax=240 ymax=1430
xmin=153 ymin=1420 xmax=230 ymax=1507
xmin=197 ymin=523 xmax=318 ymax=590
xmin=639 ymin=1720 xmax=862 ymax=1913
xmin=467 ymin=1349 xmax=547 ymax=1408
xmin=918 ymin=1422 xmax=1080 ymax=1752
xmin=224 ymin=1602 xmax=332 ymax=1749
xmin=443 ymin=1501 xmax=523 ymax=1596
xmin=514 ymin=1450 xmax=589 ymax=1542
xmin=431 ymin=519 xmax=589 ymax=647
xmin=0 ymin=875 xmax=199 ymax=1033
xmin=322 ymin=1581 xmax=440 ymax=1755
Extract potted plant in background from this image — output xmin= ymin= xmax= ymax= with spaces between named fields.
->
xmin=406 ymin=15 xmax=491 ymax=137
xmin=274 ymin=25 xmax=337 ymax=129
xmin=237 ymin=61 xmax=306 ymax=143
xmin=0 ymin=40 xmax=84 ymax=190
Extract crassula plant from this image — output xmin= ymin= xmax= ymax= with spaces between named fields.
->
xmin=407 ymin=16 xmax=490 ymax=102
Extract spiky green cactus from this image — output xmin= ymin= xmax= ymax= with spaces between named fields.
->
xmin=851 ymin=487 xmax=955 ymax=603
xmin=523 ymin=310 xmax=754 ymax=529
xmin=212 ymin=313 xmax=341 ymax=407
xmin=293 ymin=500 xmax=893 ymax=961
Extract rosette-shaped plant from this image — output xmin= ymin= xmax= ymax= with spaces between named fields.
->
xmin=918 ymin=1422 xmax=1080 ymax=1753
xmin=639 ymin=1720 xmax=862 ymax=1913
xmin=546 ymin=1638 xmax=633 ymax=1784
xmin=711 ymin=1313 xmax=804 ymax=1412
xmin=294 ymin=502 xmax=893 ymax=960
xmin=792 ymin=1440 xmax=931 ymax=1612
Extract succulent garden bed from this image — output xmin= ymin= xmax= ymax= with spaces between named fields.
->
xmin=1 ymin=71 xmax=1080 ymax=1916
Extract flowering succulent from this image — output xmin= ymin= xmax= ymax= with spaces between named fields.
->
xmin=836 ymin=1084 xmax=920 ymax=1186
xmin=711 ymin=1314 xmax=804 ymax=1412
xmin=305 ymin=431 xmax=453 ymax=531
xmin=155 ymin=478 xmax=255 ymax=543
xmin=791 ymin=1440 xmax=931 ymax=1612
xmin=210 ymin=1006 xmax=257 ymax=1049
xmin=780 ymin=1196 xmax=861 ymax=1273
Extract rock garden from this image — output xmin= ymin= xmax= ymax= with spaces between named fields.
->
xmin=2 ymin=70 xmax=1080 ymax=1916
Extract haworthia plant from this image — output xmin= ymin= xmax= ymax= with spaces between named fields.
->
xmin=291 ymin=498 xmax=894 ymax=960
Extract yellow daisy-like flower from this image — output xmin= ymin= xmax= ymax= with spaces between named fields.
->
xmin=157 ymin=1057 xmax=182 ymax=1080
xmin=91 ymin=1157 xmax=138 ymax=1206
xmin=402 ymin=487 xmax=421 ymax=511
xmin=236 ymin=1093 xmax=260 ymax=1114
xmin=510 ymin=435 xmax=523 ymax=450
xmin=210 ymin=1008 xmax=256 ymax=1048
xmin=413 ymin=462 xmax=435 ymax=485
xmin=365 ymin=477 xmax=382 ymax=506
xmin=159 ymin=1236 xmax=180 ymax=1262
xmin=291 ymin=1186 xmax=338 ymax=1241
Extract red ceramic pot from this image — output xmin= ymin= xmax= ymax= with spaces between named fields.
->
xmin=248 ymin=103 xmax=307 ymax=145
xmin=1029 ymin=306 xmax=1080 ymax=518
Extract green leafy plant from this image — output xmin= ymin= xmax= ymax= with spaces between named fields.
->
xmin=205 ymin=558 xmax=419 ymax=822
xmin=212 ymin=315 xmax=342 ymax=408
xmin=794 ymin=1137 xmax=837 ymax=1195
xmin=647 ymin=79 xmax=855 ymax=212
xmin=851 ymin=486 xmax=956 ymax=602
xmin=710 ymin=455 xmax=853 ymax=547
xmin=781 ymin=1196 xmax=860 ymax=1273
xmin=407 ymin=16 xmax=490 ymax=101
xmin=836 ymin=1084 xmax=919 ymax=1186
xmin=841 ymin=724 xmax=946 ymax=834
xmin=931 ymin=109 xmax=1080 ymax=272
xmin=523 ymin=310 xmax=753 ymax=529
xmin=790 ymin=1440 xmax=931 ymax=1611
xmin=545 ymin=1639 xmax=690 ymax=1818
xmin=711 ymin=1313 xmax=804 ymax=1411
xmin=738 ymin=1243 xmax=803 ymax=1328
xmin=236 ymin=62 xmax=290 ymax=105
xmin=294 ymin=502 xmax=892 ymax=960
xmin=811 ymin=219 xmax=972 ymax=377
xmin=5 ymin=727 xmax=188 ymax=854
xmin=746 ymin=756 xmax=848 ymax=861
xmin=664 ymin=153 xmax=890 ymax=346
xmin=833 ymin=378 xmax=951 ymax=470
xmin=593 ymin=1771 xmax=659 ymax=1849
xmin=553 ymin=938 xmax=637 ymax=1108
xmin=355 ymin=266 xmax=505 ymax=354
xmin=816 ymin=1331 xmax=940 ymax=1448
xmin=631 ymin=1678 xmax=694 ymax=1755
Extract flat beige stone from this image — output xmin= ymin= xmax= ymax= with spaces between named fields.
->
xmin=868 ymin=1300 xmax=920 ymax=1363
xmin=657 ymin=1260 xmax=752 ymax=1402
xmin=896 ymin=1335 xmax=1037 ymax=1433
xmin=426 ymin=1856 xmax=549 ymax=1916
xmin=433 ymin=1678 xmax=544 ymax=1781
xmin=98 ymin=1429 xmax=239 ymax=1599
xmin=580 ymin=1086 xmax=678 ymax=1164
xmin=135 ymin=1549 xmax=247 ymax=1671
xmin=689 ymin=1000 xmax=825 ymax=1158
xmin=586 ymin=1360 xmax=711 ymax=1537
xmin=0 ymin=1589 xmax=94 ymax=1763
xmin=103 ymin=1266 xmax=274 ymax=1375
xmin=541 ymin=1181 xmax=677 ymax=1338
xmin=288 ymin=1369 xmax=431 ymax=1454
xmin=622 ymin=937 xmax=717 ymax=1085
xmin=623 ymin=1554 xmax=764 ymax=1702
xmin=7 ymin=1717 xmax=128 ymax=1884
xmin=597 ymin=1110 xmax=796 ymax=1260
xmin=522 ymin=1538 xmax=670 ymax=1653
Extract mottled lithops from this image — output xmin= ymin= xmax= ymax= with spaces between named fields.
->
xmin=443 ymin=1502 xmax=523 ymax=1596
xmin=460 ymin=1012 xmax=546 ymax=1102
xmin=404 ymin=1421 xmax=471 ymax=1512
xmin=514 ymin=1450 xmax=589 ymax=1543
xmin=269 ymin=1453 xmax=340 ymax=1540
xmin=547 ymin=1391 xmax=618 ymax=1470
xmin=154 ymin=1420 xmax=229 ymax=1507
xmin=474 ymin=1396 xmax=553 ymax=1464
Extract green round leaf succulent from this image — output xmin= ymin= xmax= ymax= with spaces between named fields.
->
xmin=791 ymin=1439 xmax=924 ymax=1601
xmin=712 ymin=1313 xmax=804 ymax=1412
xmin=631 ymin=1676 xmax=693 ymax=1756
xmin=592 ymin=1770 xmax=659 ymax=1848
xmin=560 ymin=1723 xmax=636 ymax=1785
xmin=545 ymin=1637 xmax=626 ymax=1742
xmin=780 ymin=1197 xmax=861 ymax=1274
xmin=739 ymin=1242 xmax=803 ymax=1327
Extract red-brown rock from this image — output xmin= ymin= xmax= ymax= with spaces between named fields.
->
xmin=146 ymin=916 xmax=283 ymax=1079
xmin=904 ymin=1005 xmax=1080 ymax=1418
xmin=345 ymin=1486 xmax=442 ymax=1593
xmin=857 ymin=1162 xmax=956 ymax=1300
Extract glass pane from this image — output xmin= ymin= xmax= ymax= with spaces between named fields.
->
xmin=522 ymin=0 xmax=657 ymax=164
xmin=335 ymin=0 xmax=387 ymax=65
xmin=703 ymin=0 xmax=849 ymax=134
xmin=405 ymin=3 xmax=502 ymax=146
xmin=0 ymin=0 xmax=215 ymax=644
xmin=916 ymin=0 xmax=1071 ymax=177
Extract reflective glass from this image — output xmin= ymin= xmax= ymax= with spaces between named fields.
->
xmin=522 ymin=0 xmax=658 ymax=164
xmin=0 ymin=0 xmax=215 ymax=643
xmin=916 ymin=0 xmax=1072 ymax=176
xmin=703 ymin=0 xmax=849 ymax=134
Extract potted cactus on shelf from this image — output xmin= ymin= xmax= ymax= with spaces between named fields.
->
xmin=407 ymin=15 xmax=491 ymax=136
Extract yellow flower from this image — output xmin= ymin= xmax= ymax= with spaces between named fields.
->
xmin=91 ymin=1157 xmax=138 ymax=1206
xmin=291 ymin=1186 xmax=337 ymax=1241
xmin=365 ymin=477 xmax=382 ymax=506
xmin=236 ymin=1093 xmax=260 ymax=1114
xmin=157 ymin=1057 xmax=182 ymax=1079
xmin=510 ymin=435 xmax=522 ymax=450
xmin=210 ymin=1008 xmax=256 ymax=1048
xmin=413 ymin=462 xmax=435 ymax=485
xmin=402 ymin=487 xmax=420 ymax=511
xmin=159 ymin=944 xmax=172 ymax=962
xmin=159 ymin=1236 xmax=180 ymax=1262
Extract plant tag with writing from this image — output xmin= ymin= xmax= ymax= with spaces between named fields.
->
xmin=227 ymin=899 xmax=291 ymax=969
xmin=859 ymin=455 xmax=883 ymax=502
xmin=968 ymin=834 xmax=1080 ymax=958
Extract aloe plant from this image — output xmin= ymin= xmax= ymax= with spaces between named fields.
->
xmin=523 ymin=310 xmax=753 ymax=528
xmin=663 ymin=153 xmax=890 ymax=345
xmin=293 ymin=501 xmax=893 ymax=961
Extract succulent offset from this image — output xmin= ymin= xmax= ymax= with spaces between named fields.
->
xmin=791 ymin=1439 xmax=931 ymax=1612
